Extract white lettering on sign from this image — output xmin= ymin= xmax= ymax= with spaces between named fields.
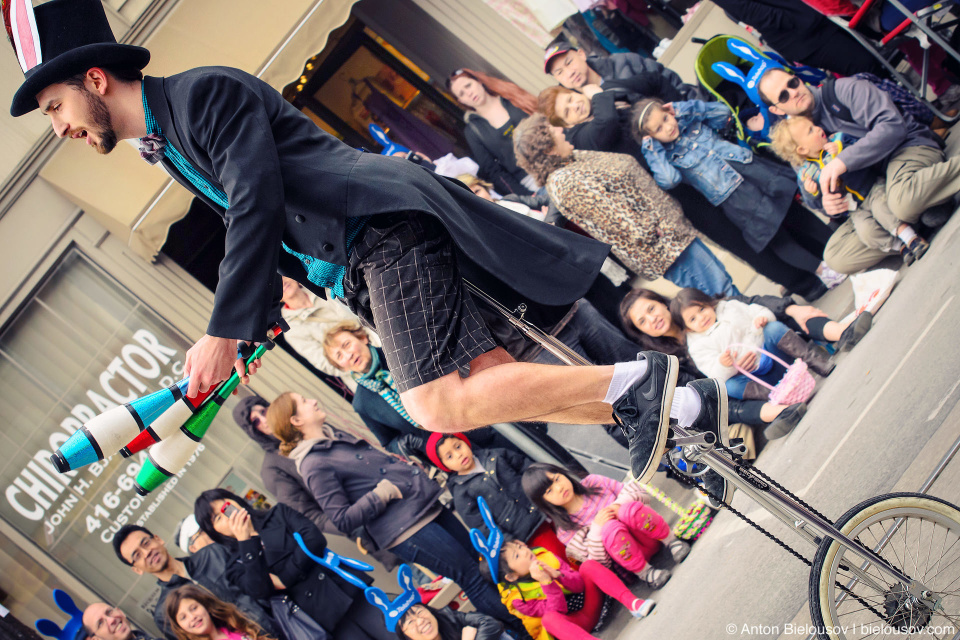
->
xmin=5 ymin=330 xmax=181 ymax=524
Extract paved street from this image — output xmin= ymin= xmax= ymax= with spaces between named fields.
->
xmin=545 ymin=132 xmax=960 ymax=640
xmin=597 ymin=209 xmax=960 ymax=640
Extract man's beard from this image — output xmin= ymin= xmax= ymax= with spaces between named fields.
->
xmin=82 ymin=87 xmax=119 ymax=155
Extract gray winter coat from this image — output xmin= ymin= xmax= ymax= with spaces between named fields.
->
xmin=810 ymin=78 xmax=940 ymax=173
xmin=295 ymin=431 xmax=443 ymax=551
xmin=446 ymin=447 xmax=543 ymax=542
xmin=233 ymin=396 xmax=332 ymax=532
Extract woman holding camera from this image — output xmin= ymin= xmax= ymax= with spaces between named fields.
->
xmin=193 ymin=488 xmax=392 ymax=640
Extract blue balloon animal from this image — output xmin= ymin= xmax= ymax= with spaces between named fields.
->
xmin=468 ymin=496 xmax=505 ymax=582
xmin=369 ymin=123 xmax=410 ymax=157
xmin=292 ymin=532 xmax=375 ymax=590
xmin=35 ymin=589 xmax=84 ymax=640
xmin=364 ymin=564 xmax=422 ymax=632
xmin=710 ymin=37 xmax=829 ymax=143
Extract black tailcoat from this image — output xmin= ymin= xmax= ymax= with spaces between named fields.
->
xmin=143 ymin=67 xmax=608 ymax=340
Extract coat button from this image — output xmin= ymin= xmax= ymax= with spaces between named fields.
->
xmin=322 ymin=242 xmax=334 ymax=252
xmin=317 ymin=573 xmax=325 ymax=580
xmin=295 ymin=214 xmax=305 ymax=223
xmin=245 ymin=553 xmax=253 ymax=561
xmin=306 ymin=591 xmax=313 ymax=598
xmin=412 ymin=469 xmax=419 ymax=476
xmin=356 ymin=454 xmax=363 ymax=459
xmin=380 ymin=468 xmax=387 ymax=475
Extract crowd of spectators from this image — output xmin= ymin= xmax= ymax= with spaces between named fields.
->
xmin=70 ymin=4 xmax=960 ymax=640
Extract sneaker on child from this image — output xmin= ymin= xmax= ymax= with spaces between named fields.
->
xmin=630 ymin=598 xmax=657 ymax=619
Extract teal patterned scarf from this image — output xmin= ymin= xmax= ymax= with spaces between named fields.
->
xmin=353 ymin=347 xmax=419 ymax=427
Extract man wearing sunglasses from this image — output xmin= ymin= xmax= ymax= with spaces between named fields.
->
xmin=759 ymin=68 xmax=959 ymax=236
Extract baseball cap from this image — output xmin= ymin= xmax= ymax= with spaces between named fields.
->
xmin=544 ymin=43 xmax=575 ymax=74
xmin=175 ymin=515 xmax=201 ymax=554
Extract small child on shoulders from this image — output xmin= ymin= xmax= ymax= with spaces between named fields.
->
xmin=769 ymin=116 xmax=929 ymax=265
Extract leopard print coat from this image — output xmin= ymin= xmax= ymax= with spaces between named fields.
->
xmin=546 ymin=150 xmax=696 ymax=280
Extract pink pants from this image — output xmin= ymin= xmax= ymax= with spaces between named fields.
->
xmin=600 ymin=501 xmax=670 ymax=572
xmin=540 ymin=560 xmax=639 ymax=640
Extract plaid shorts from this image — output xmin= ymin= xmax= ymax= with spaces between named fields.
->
xmin=341 ymin=213 xmax=497 ymax=393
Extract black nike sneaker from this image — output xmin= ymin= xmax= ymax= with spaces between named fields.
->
xmin=612 ymin=352 xmax=679 ymax=483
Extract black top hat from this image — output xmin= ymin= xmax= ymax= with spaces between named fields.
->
xmin=7 ymin=0 xmax=150 ymax=116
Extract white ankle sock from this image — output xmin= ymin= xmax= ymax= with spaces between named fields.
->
xmin=603 ymin=359 xmax=649 ymax=405
xmin=898 ymin=226 xmax=918 ymax=245
xmin=671 ymin=387 xmax=702 ymax=427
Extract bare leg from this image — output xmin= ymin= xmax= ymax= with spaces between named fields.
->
xmin=526 ymin=402 xmax=615 ymax=425
xmin=400 ymin=347 xmax=616 ymax=432
xmin=759 ymin=402 xmax=787 ymax=422
xmin=821 ymin=319 xmax=850 ymax=342
xmin=471 ymin=347 xmax=616 ymax=424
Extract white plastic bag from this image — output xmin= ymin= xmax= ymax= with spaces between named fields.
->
xmin=843 ymin=268 xmax=898 ymax=322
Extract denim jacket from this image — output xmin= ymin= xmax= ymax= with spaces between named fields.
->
xmin=641 ymin=100 xmax=753 ymax=206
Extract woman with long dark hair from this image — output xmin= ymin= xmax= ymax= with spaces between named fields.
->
xmin=194 ymin=488 xmax=391 ymax=640
xmin=394 ymin=605 xmax=504 ymax=640
xmin=447 ymin=68 xmax=538 ymax=196
xmin=521 ymin=463 xmax=683 ymax=589
xmin=618 ymin=287 xmax=871 ymax=436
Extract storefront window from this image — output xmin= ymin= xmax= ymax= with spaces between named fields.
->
xmin=0 ymin=249 xmax=265 ymax=633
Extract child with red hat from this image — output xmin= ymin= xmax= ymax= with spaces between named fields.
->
xmin=427 ymin=433 xmax=566 ymax=560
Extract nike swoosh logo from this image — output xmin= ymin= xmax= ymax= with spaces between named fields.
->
xmin=640 ymin=366 xmax=659 ymax=401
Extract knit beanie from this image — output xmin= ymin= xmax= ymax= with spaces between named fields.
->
xmin=426 ymin=432 xmax=471 ymax=472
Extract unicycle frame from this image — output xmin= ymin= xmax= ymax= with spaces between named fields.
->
xmin=465 ymin=281 xmax=935 ymax=607
xmin=674 ymin=427 xmax=923 ymax=595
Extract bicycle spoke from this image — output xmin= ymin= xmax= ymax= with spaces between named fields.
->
xmin=870 ymin=522 xmax=906 ymax=585
xmin=922 ymin=534 xmax=960 ymax=585
xmin=934 ymin=525 xmax=950 ymax=579
xmin=933 ymin=561 xmax=960 ymax=591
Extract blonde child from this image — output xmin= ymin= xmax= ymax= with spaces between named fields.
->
xmin=632 ymin=98 xmax=845 ymax=289
xmin=521 ymin=463 xmax=687 ymax=589
xmin=769 ymin=116 xmax=929 ymax=265
xmin=482 ymin=539 xmax=655 ymax=640
xmin=672 ymin=288 xmax=834 ymax=401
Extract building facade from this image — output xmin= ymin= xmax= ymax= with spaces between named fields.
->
xmin=0 ymin=0 xmax=751 ymax=634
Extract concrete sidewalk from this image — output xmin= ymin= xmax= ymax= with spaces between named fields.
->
xmin=580 ymin=129 xmax=960 ymax=640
